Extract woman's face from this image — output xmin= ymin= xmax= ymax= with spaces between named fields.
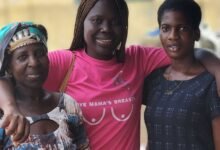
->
xmin=83 ymin=0 xmax=123 ymax=60
xmin=8 ymin=43 xmax=49 ymax=88
xmin=159 ymin=10 xmax=200 ymax=60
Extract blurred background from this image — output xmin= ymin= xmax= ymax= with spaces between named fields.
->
xmin=1 ymin=0 xmax=220 ymax=149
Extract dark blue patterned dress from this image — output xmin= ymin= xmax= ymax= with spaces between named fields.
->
xmin=143 ymin=67 xmax=220 ymax=150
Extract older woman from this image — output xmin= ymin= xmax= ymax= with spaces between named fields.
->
xmin=0 ymin=22 xmax=89 ymax=149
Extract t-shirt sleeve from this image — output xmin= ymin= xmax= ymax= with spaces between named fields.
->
xmin=207 ymin=81 xmax=220 ymax=119
xmin=127 ymin=45 xmax=170 ymax=77
xmin=43 ymin=50 xmax=73 ymax=92
xmin=63 ymin=94 xmax=89 ymax=149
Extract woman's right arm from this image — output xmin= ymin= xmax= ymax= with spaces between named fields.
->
xmin=0 ymin=77 xmax=30 ymax=145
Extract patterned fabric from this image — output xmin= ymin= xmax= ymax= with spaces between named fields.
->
xmin=143 ymin=67 xmax=220 ymax=150
xmin=8 ymin=26 xmax=47 ymax=52
xmin=3 ymin=93 xmax=89 ymax=150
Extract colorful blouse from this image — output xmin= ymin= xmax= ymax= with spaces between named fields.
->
xmin=3 ymin=93 xmax=89 ymax=150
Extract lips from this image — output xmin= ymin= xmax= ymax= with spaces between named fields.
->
xmin=167 ymin=44 xmax=181 ymax=52
xmin=96 ymin=39 xmax=113 ymax=47
xmin=27 ymin=74 xmax=41 ymax=80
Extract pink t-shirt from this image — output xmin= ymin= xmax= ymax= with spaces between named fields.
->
xmin=44 ymin=45 xmax=170 ymax=150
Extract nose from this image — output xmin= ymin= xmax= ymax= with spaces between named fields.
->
xmin=100 ymin=21 xmax=111 ymax=32
xmin=168 ymin=29 xmax=179 ymax=40
xmin=28 ymin=55 xmax=39 ymax=67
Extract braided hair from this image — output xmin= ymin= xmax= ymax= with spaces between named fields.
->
xmin=70 ymin=0 xmax=129 ymax=62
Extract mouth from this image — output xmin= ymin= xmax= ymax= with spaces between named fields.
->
xmin=96 ymin=39 xmax=113 ymax=47
xmin=167 ymin=45 xmax=180 ymax=52
xmin=27 ymin=74 xmax=41 ymax=80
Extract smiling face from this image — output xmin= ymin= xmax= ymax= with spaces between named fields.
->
xmin=83 ymin=0 xmax=123 ymax=60
xmin=8 ymin=43 xmax=49 ymax=89
xmin=159 ymin=10 xmax=200 ymax=60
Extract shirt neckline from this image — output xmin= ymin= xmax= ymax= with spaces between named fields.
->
xmin=81 ymin=49 xmax=118 ymax=66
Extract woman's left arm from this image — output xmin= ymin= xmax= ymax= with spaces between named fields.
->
xmin=195 ymin=48 xmax=220 ymax=96
xmin=212 ymin=117 xmax=220 ymax=150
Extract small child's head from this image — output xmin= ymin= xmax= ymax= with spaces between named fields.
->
xmin=157 ymin=0 xmax=201 ymax=30
xmin=0 ymin=22 xmax=49 ymax=87
xmin=70 ymin=0 xmax=129 ymax=62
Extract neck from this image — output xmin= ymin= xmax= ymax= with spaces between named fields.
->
xmin=170 ymin=55 xmax=197 ymax=73
xmin=15 ymin=85 xmax=45 ymax=104
xmin=165 ymin=54 xmax=205 ymax=80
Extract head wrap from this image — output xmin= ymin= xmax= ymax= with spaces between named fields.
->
xmin=0 ymin=22 xmax=47 ymax=76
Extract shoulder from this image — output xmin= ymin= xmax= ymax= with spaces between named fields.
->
xmin=48 ymin=49 xmax=84 ymax=57
xmin=186 ymin=71 xmax=217 ymax=98
xmin=125 ymin=45 xmax=167 ymax=65
xmin=125 ymin=45 xmax=164 ymax=56
xmin=47 ymin=49 xmax=83 ymax=69
xmin=195 ymin=71 xmax=215 ymax=87
xmin=48 ymin=49 xmax=73 ymax=59
xmin=204 ymin=72 xmax=218 ymax=91
xmin=145 ymin=66 xmax=167 ymax=81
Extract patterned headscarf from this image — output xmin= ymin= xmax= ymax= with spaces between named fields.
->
xmin=0 ymin=22 xmax=47 ymax=76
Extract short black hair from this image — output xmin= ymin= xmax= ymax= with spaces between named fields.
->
xmin=157 ymin=0 xmax=202 ymax=30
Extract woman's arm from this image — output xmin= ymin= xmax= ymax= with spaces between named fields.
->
xmin=0 ymin=77 xmax=29 ymax=144
xmin=195 ymin=48 xmax=220 ymax=96
xmin=212 ymin=117 xmax=220 ymax=150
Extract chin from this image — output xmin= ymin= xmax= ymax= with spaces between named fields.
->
xmin=97 ymin=50 xmax=114 ymax=59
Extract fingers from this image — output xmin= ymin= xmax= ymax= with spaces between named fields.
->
xmin=13 ymin=119 xmax=30 ymax=144
xmin=11 ymin=117 xmax=25 ymax=142
xmin=0 ymin=113 xmax=30 ymax=145
xmin=0 ymin=114 xmax=18 ymax=136
xmin=0 ymin=115 xmax=10 ymax=128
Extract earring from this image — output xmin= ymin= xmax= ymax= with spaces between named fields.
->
xmin=117 ymin=42 xmax=121 ymax=51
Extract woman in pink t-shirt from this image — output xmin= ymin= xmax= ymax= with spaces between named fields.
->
xmin=0 ymin=0 xmax=220 ymax=149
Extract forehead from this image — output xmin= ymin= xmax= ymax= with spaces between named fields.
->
xmin=87 ymin=0 xmax=119 ymax=17
xmin=12 ymin=44 xmax=45 ymax=55
xmin=161 ymin=10 xmax=189 ymax=25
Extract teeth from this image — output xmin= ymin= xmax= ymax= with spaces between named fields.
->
xmin=97 ymin=39 xmax=112 ymax=45
xmin=169 ymin=46 xmax=178 ymax=51
xmin=27 ymin=75 xmax=40 ymax=78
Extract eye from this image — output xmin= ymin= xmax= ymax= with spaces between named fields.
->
xmin=17 ymin=54 xmax=28 ymax=62
xmin=160 ymin=25 xmax=169 ymax=32
xmin=178 ymin=25 xmax=191 ymax=32
xmin=91 ymin=17 xmax=102 ymax=25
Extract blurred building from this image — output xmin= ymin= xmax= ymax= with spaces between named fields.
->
xmin=0 ymin=0 xmax=77 ymax=50
xmin=0 ymin=0 xmax=220 ymax=50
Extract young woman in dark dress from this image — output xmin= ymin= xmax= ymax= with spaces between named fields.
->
xmin=143 ymin=0 xmax=220 ymax=149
